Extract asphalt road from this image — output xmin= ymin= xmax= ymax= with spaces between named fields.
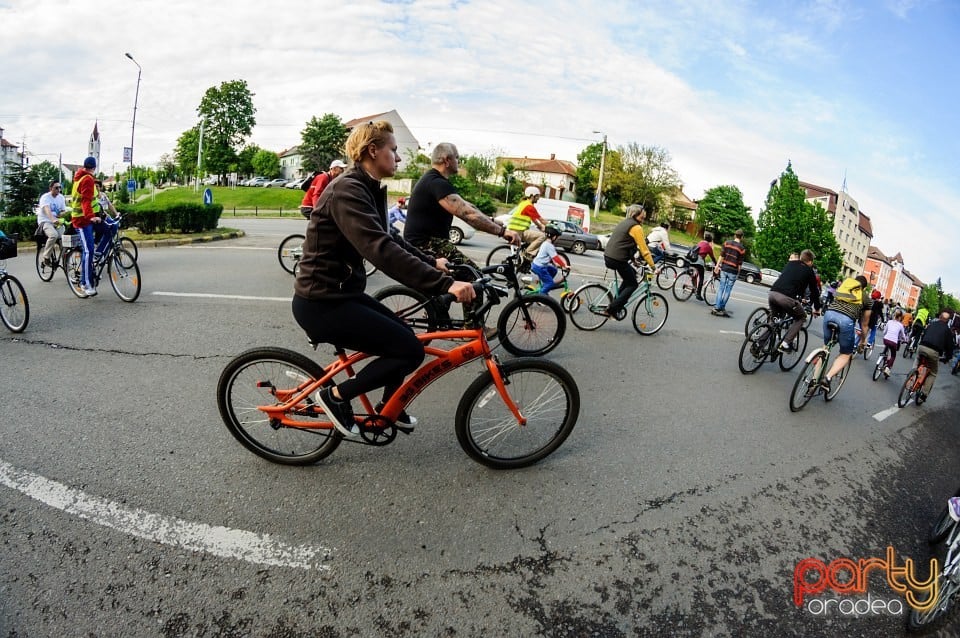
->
xmin=1 ymin=219 xmax=958 ymax=637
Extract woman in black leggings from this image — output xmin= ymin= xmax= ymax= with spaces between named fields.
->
xmin=291 ymin=120 xmax=474 ymax=437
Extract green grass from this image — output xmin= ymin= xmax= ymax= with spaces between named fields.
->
xmin=133 ymin=186 xmax=303 ymax=211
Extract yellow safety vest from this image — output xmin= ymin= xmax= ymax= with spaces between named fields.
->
xmin=70 ymin=174 xmax=102 ymax=219
xmin=506 ymin=199 xmax=535 ymax=232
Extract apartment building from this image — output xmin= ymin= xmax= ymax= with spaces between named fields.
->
xmin=863 ymin=246 xmax=924 ymax=308
xmin=800 ymin=181 xmax=872 ymax=279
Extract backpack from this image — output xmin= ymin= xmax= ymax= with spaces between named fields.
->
xmin=685 ymin=243 xmax=700 ymax=263
xmin=834 ymin=278 xmax=863 ymax=304
xmin=301 ymin=172 xmax=319 ymax=192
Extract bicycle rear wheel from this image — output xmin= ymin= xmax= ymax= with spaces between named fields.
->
xmin=0 ymin=274 xmax=29 ymax=333
xmin=455 ymin=358 xmax=579 ymax=469
xmin=497 ymin=294 xmax=565 ymax=356
xmin=777 ymin=328 xmax=808 ymax=371
xmin=485 ymin=245 xmax=512 ymax=267
xmin=744 ymin=307 xmax=770 ymax=337
xmin=108 ymin=249 xmax=141 ymax=302
xmin=739 ymin=325 xmax=771 ymax=374
xmin=702 ymin=277 xmax=718 ymax=306
xmin=898 ymin=370 xmax=919 ymax=408
xmin=632 ymin=292 xmax=668 ymax=335
xmin=906 ymin=542 xmax=957 ymax=633
xmin=568 ymin=283 xmax=612 ymax=331
xmin=119 ymin=236 xmax=138 ymax=262
xmin=789 ymin=351 xmax=826 ymax=412
xmin=63 ymin=248 xmax=87 ymax=298
xmin=278 ymin=234 xmax=304 ymax=275
xmin=871 ymin=353 xmax=885 ymax=381
xmin=656 ymin=264 xmax=678 ymax=290
xmin=35 ymin=242 xmax=61 ymax=282
xmin=373 ymin=285 xmax=440 ymax=334
xmin=824 ymin=357 xmax=851 ymax=401
xmin=217 ymin=347 xmax=342 ymax=465
xmin=672 ymin=272 xmax=695 ymax=301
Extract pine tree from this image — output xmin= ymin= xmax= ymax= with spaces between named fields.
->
xmin=3 ymin=159 xmax=39 ymax=217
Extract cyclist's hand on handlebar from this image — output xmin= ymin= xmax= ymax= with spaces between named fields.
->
xmin=645 ymin=271 xmax=654 ymax=282
xmin=435 ymin=257 xmax=451 ymax=273
xmin=502 ymin=229 xmax=521 ymax=245
xmin=448 ymin=281 xmax=477 ymax=303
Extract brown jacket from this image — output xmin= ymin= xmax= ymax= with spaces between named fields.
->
xmin=294 ymin=166 xmax=454 ymax=300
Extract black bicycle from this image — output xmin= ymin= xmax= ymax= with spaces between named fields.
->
xmin=738 ymin=311 xmax=808 ymax=374
xmin=278 ymin=232 xmax=376 ymax=277
xmin=375 ymin=255 xmax=566 ymax=357
xmin=63 ymin=219 xmax=141 ymax=302
xmin=0 ymin=234 xmax=29 ymax=333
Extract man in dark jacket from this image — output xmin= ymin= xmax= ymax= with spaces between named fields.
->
xmin=916 ymin=310 xmax=957 ymax=400
xmin=768 ymin=249 xmax=821 ymax=351
xmin=711 ymin=229 xmax=745 ymax=317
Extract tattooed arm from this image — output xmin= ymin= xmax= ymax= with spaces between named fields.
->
xmin=439 ymin=194 xmax=520 ymax=243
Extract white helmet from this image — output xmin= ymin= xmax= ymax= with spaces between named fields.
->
xmin=524 ymin=186 xmax=541 ymax=198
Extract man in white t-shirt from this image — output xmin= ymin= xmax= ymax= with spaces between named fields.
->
xmin=646 ymin=221 xmax=670 ymax=263
xmin=36 ymin=180 xmax=67 ymax=266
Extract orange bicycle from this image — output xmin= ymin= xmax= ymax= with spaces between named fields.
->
xmin=897 ymin=352 xmax=936 ymax=407
xmin=216 ymin=280 xmax=580 ymax=469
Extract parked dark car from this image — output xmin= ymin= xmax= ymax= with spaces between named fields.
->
xmin=666 ymin=243 xmax=694 ymax=266
xmin=738 ymin=261 xmax=762 ymax=285
xmin=547 ymin=220 xmax=602 ymax=255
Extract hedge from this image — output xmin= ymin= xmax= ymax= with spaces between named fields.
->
xmin=0 ymin=203 xmax=222 ymax=238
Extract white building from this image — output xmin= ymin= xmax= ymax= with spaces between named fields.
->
xmin=495 ymin=155 xmax=577 ymax=200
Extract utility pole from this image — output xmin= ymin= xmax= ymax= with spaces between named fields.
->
xmin=592 ymin=131 xmax=607 ymax=220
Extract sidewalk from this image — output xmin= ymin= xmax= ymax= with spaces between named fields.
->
xmin=19 ymin=230 xmax=246 ymax=253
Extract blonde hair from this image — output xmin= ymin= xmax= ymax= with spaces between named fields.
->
xmin=344 ymin=120 xmax=395 ymax=162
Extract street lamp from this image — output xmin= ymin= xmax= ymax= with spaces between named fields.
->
xmin=125 ymin=53 xmax=142 ymax=180
xmin=592 ymin=130 xmax=607 ymax=220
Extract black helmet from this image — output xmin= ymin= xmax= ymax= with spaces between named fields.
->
xmin=545 ymin=225 xmax=561 ymax=238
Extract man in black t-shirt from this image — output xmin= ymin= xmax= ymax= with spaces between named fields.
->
xmin=768 ymin=249 xmax=822 ymax=351
xmin=404 ymin=143 xmax=519 ymax=268
xmin=916 ymin=310 xmax=956 ymax=399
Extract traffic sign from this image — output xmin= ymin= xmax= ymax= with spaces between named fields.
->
xmin=126 ymin=179 xmax=136 ymax=193
xmin=203 ymin=188 xmax=213 ymax=206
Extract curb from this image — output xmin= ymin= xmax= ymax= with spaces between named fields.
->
xmin=18 ymin=231 xmax=246 ymax=253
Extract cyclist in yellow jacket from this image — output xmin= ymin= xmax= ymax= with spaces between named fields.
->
xmin=506 ymin=186 xmax=548 ymax=261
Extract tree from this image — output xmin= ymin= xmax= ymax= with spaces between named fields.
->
xmin=299 ymin=114 xmax=349 ymax=173
xmin=754 ymin=162 xmax=843 ymax=279
xmin=396 ymin=148 xmax=431 ymax=180
xmin=917 ymin=278 xmax=944 ymax=314
xmin=607 ymin=143 xmax=680 ymax=218
xmin=500 ymin=160 xmax=516 ymax=203
xmin=156 ymin=153 xmax=178 ymax=185
xmin=462 ymin=154 xmax=494 ymax=195
xmin=28 ymin=160 xmax=62 ymax=192
xmin=696 ymin=185 xmax=755 ymax=240
xmin=2 ymin=159 xmax=39 ymax=216
xmin=197 ymin=79 xmax=257 ymax=180
xmin=236 ymin=144 xmax=263 ymax=177
xmin=251 ymin=149 xmax=281 ymax=178
xmin=574 ymin=142 xmax=604 ymax=206
xmin=174 ymin=127 xmax=200 ymax=179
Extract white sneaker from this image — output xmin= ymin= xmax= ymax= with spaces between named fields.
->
xmin=83 ymin=286 xmax=98 ymax=297
xmin=883 ymin=366 xmax=891 ymax=376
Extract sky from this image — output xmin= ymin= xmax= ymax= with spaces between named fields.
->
xmin=1 ymin=0 xmax=958 ymax=295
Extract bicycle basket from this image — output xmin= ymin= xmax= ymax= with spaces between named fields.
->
xmin=0 ymin=236 xmax=17 ymax=260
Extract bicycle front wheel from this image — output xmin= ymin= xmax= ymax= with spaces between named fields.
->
xmin=568 ymin=283 xmax=612 ymax=331
xmin=0 ymin=274 xmax=29 ymax=333
xmin=656 ymin=264 xmax=678 ymax=290
xmin=824 ymin=356 xmax=851 ymax=401
xmin=373 ymin=285 xmax=440 ymax=334
xmin=871 ymin=354 xmax=885 ymax=382
xmin=739 ymin=325 xmax=772 ymax=375
xmin=744 ymin=307 xmax=770 ymax=337
xmin=632 ymin=292 xmax=668 ymax=335
xmin=777 ymin=328 xmax=808 ymax=371
xmin=673 ymin=272 xmax=695 ymax=301
xmin=278 ymin=234 xmax=305 ymax=275
xmin=702 ymin=278 xmax=718 ymax=306
xmin=107 ymin=249 xmax=141 ymax=302
xmin=64 ymin=248 xmax=87 ymax=298
xmin=497 ymin=294 xmax=566 ymax=357
xmin=217 ymin=347 xmax=342 ymax=465
xmin=455 ymin=358 xmax=579 ymax=469
xmin=790 ymin=350 xmax=826 ymax=412
xmin=485 ymin=245 xmax=511 ymax=267
xmin=898 ymin=370 xmax=920 ymax=408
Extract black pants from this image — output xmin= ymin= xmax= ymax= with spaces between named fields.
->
xmin=292 ymin=294 xmax=425 ymax=402
xmin=604 ymin=256 xmax=637 ymax=314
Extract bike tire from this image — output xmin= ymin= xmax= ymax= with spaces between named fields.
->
xmin=568 ymin=283 xmax=612 ymax=331
xmin=738 ymin=325 xmax=770 ymax=375
xmin=744 ymin=307 xmax=770 ymax=337
xmin=898 ymin=370 xmax=919 ymax=408
xmin=278 ymin=234 xmax=305 ymax=275
xmin=485 ymin=245 xmax=512 ymax=267
xmin=804 ymin=310 xmax=813 ymax=329
xmin=35 ymin=242 xmax=60 ymax=282
xmin=217 ymin=347 xmax=343 ymax=465
xmin=777 ymin=328 xmax=808 ymax=372
xmin=107 ymin=249 xmax=141 ymax=302
xmin=497 ymin=294 xmax=566 ymax=357
xmin=824 ymin=356 xmax=851 ymax=401
xmin=560 ymin=290 xmax=580 ymax=314
xmin=702 ymin=278 xmax=718 ymax=306
xmin=373 ymin=285 xmax=440 ymax=334
xmin=0 ymin=274 xmax=29 ymax=333
xmin=63 ymin=248 xmax=87 ymax=298
xmin=872 ymin=355 xmax=885 ymax=382
xmin=656 ymin=264 xmax=678 ymax=290
xmin=672 ymin=272 xmax=695 ymax=301
xmin=790 ymin=351 xmax=826 ymax=412
xmin=119 ymin=236 xmax=139 ymax=262
xmin=929 ymin=501 xmax=960 ymax=544
xmin=632 ymin=292 xmax=668 ymax=335
xmin=455 ymin=357 xmax=579 ymax=469
xmin=906 ymin=541 xmax=957 ymax=633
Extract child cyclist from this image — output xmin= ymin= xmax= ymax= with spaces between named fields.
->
xmin=530 ymin=225 xmax=568 ymax=294
xmin=880 ymin=308 xmax=909 ymax=378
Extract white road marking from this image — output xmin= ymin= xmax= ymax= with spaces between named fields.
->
xmin=176 ymin=245 xmax=273 ymax=250
xmin=0 ymin=459 xmax=330 ymax=570
xmin=152 ymin=292 xmax=289 ymax=302
xmin=873 ymin=406 xmax=901 ymax=421
xmin=719 ymin=330 xmax=743 ymax=335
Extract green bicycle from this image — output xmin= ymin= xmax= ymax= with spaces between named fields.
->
xmin=568 ymin=261 xmax=669 ymax=335
xmin=788 ymin=320 xmax=852 ymax=412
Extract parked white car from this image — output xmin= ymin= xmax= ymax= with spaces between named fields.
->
xmin=391 ymin=218 xmax=475 ymax=245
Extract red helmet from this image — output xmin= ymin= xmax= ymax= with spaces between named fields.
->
xmin=871 ymin=289 xmax=881 ymax=300
xmin=397 ymin=197 xmax=406 ymax=206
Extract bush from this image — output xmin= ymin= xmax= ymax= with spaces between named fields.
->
xmin=0 ymin=215 xmax=38 ymax=241
xmin=467 ymin=194 xmax=498 ymax=215
xmin=118 ymin=203 xmax=222 ymax=234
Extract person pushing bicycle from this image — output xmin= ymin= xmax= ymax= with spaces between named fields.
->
xmin=292 ymin=121 xmax=475 ymax=438
xmin=602 ymin=204 xmax=656 ymax=319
